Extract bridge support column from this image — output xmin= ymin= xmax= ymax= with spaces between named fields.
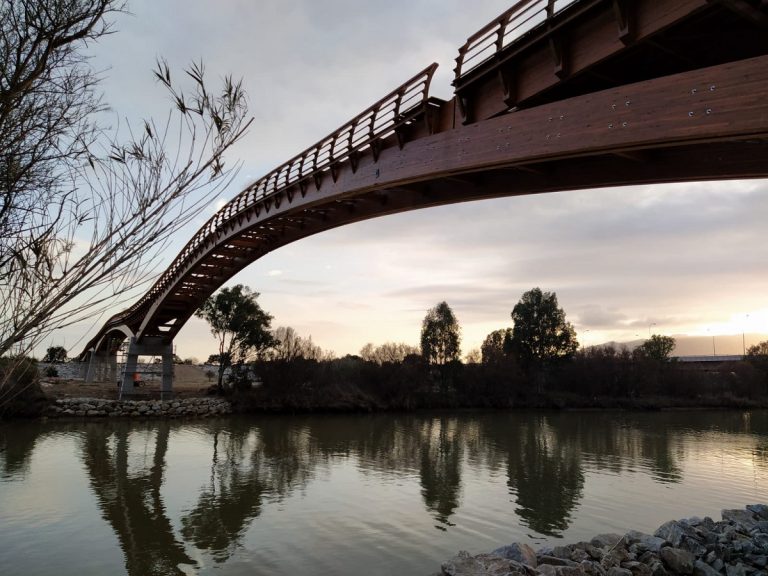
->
xmin=121 ymin=337 xmax=174 ymax=397
xmin=84 ymin=351 xmax=117 ymax=383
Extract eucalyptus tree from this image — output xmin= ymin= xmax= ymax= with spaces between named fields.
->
xmin=195 ymin=285 xmax=276 ymax=393
xmin=420 ymin=301 xmax=461 ymax=366
xmin=637 ymin=335 xmax=676 ymax=361
xmin=481 ymin=328 xmax=513 ymax=364
xmin=510 ymin=288 xmax=578 ymax=367
xmin=42 ymin=346 xmax=68 ymax=363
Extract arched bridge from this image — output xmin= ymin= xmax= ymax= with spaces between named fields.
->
xmin=83 ymin=0 xmax=768 ymax=393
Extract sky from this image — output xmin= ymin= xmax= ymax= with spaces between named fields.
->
xmin=55 ymin=0 xmax=768 ymax=360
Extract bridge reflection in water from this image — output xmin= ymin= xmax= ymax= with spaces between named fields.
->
xmin=2 ymin=412 xmax=767 ymax=575
xmin=80 ymin=0 xmax=768 ymax=394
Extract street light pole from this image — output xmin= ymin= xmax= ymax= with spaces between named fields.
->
xmin=743 ymin=314 xmax=749 ymax=357
xmin=648 ymin=322 xmax=656 ymax=338
xmin=743 ymin=331 xmax=746 ymax=357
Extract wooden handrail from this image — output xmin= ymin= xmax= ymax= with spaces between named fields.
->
xmin=454 ymin=0 xmax=579 ymax=82
xmin=107 ymin=63 xmax=439 ymax=327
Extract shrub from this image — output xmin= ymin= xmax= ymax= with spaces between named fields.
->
xmin=0 ymin=357 xmax=48 ymax=418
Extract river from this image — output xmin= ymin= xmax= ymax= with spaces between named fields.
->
xmin=1 ymin=410 xmax=767 ymax=575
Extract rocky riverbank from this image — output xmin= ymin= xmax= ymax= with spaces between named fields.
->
xmin=436 ymin=505 xmax=768 ymax=576
xmin=45 ymin=397 xmax=232 ymax=418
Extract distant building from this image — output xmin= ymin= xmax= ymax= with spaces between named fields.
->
xmin=674 ymin=355 xmax=744 ymax=363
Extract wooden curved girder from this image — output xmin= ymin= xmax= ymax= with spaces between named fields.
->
xmin=84 ymin=64 xmax=438 ymax=350
xmin=107 ymin=55 xmax=768 ymax=347
xmin=79 ymin=324 xmax=135 ymax=359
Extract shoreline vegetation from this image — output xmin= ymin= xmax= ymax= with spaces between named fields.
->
xmin=1 ymin=349 xmax=768 ymax=420
xmin=2 ymin=290 xmax=767 ymax=420
xmin=432 ymin=505 xmax=768 ymax=576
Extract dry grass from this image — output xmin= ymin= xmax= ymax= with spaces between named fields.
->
xmin=41 ymin=364 xmax=215 ymax=400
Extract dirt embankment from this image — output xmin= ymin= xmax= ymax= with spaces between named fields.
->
xmin=41 ymin=364 xmax=216 ymax=400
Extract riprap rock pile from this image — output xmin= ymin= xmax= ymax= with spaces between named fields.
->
xmin=437 ymin=505 xmax=768 ymax=576
xmin=47 ymin=397 xmax=232 ymax=418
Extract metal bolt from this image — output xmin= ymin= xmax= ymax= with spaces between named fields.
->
xmin=625 ymin=100 xmax=631 ymax=107
xmin=706 ymin=108 xmax=712 ymax=115
xmin=691 ymin=88 xmax=697 ymax=94
xmin=556 ymin=133 xmax=561 ymax=138
xmin=608 ymin=123 xmax=613 ymax=129
xmin=559 ymin=115 xmax=564 ymax=120
xmin=622 ymin=121 xmax=627 ymax=127
xmin=548 ymin=116 xmax=553 ymax=122
xmin=710 ymin=85 xmax=716 ymax=91
xmin=611 ymin=104 xmax=616 ymax=111
xmin=688 ymin=111 xmax=695 ymax=117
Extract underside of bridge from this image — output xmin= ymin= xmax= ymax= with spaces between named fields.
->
xmin=82 ymin=0 xmax=768 ymax=390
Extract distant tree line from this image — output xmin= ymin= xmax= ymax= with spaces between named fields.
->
xmin=192 ymin=285 xmax=768 ymax=411
xmin=4 ymin=282 xmax=768 ymax=417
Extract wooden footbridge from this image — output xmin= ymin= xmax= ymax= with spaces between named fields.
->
xmin=82 ymin=0 xmax=768 ymax=393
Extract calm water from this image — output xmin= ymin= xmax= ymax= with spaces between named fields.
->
xmin=1 ymin=411 xmax=767 ymax=576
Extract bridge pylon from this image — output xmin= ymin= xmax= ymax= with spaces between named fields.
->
xmin=119 ymin=337 xmax=174 ymax=397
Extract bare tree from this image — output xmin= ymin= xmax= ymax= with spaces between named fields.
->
xmin=359 ymin=341 xmax=419 ymax=364
xmin=0 ymin=0 xmax=252 ymax=405
xmin=269 ymin=327 xmax=324 ymax=362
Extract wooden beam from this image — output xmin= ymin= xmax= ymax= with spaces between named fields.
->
xmin=707 ymin=0 xmax=768 ymax=27
xmin=612 ymin=0 xmax=633 ymax=44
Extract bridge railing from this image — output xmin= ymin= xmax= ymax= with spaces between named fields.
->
xmin=112 ymin=63 xmax=438 ymax=327
xmin=454 ymin=0 xmax=579 ymax=83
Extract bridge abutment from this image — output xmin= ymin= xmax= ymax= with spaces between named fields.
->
xmin=120 ymin=337 xmax=174 ymax=397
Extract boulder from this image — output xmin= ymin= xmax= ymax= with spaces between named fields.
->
xmin=626 ymin=531 xmax=668 ymax=554
xmin=539 ymin=557 xmax=581 ymax=568
xmin=747 ymin=506 xmax=768 ymax=521
xmin=723 ymin=510 xmax=760 ymax=533
xmin=493 ymin=543 xmax=538 ymax=567
xmin=693 ymin=560 xmax=721 ymax=576
xmin=656 ymin=521 xmax=701 ymax=548
xmin=661 ymin=548 xmax=694 ymax=574
xmin=593 ymin=535 xmax=625 ymax=549
xmin=648 ymin=559 xmax=669 ymax=576
xmin=725 ymin=564 xmax=747 ymax=576
xmin=581 ymin=560 xmax=606 ymax=576
xmin=539 ymin=565 xmax=586 ymax=576
xmin=442 ymin=551 xmax=528 ymax=576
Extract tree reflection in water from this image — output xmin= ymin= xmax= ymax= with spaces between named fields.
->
xmin=1 ymin=410 xmax=763 ymax=575
xmin=418 ymin=418 xmax=462 ymax=529
xmin=180 ymin=418 xmax=320 ymax=563
xmin=180 ymin=426 xmax=267 ymax=563
xmin=506 ymin=417 xmax=584 ymax=536
xmin=0 ymin=419 xmax=44 ymax=478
